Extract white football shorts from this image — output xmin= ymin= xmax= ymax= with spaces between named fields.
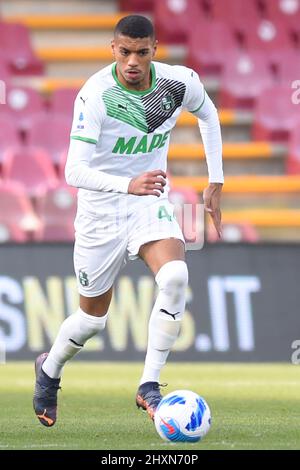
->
xmin=73 ymin=198 xmax=185 ymax=297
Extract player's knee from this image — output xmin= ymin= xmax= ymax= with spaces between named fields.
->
xmin=155 ymin=260 xmax=188 ymax=297
xmin=80 ymin=290 xmax=112 ymax=317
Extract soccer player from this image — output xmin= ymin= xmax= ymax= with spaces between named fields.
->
xmin=33 ymin=15 xmax=223 ymax=427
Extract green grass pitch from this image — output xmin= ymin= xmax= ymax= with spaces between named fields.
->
xmin=0 ymin=362 xmax=299 ymax=450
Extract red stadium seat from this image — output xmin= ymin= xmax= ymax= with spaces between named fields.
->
xmin=0 ymin=54 xmax=11 ymax=80
xmin=0 ymin=115 xmax=20 ymax=170
xmin=0 ymin=21 xmax=44 ymax=75
xmin=0 ymin=86 xmax=46 ymax=134
xmin=35 ymin=182 xmax=77 ymax=241
xmin=0 ymin=180 xmax=41 ymax=242
xmin=154 ymin=0 xmax=205 ymax=44
xmin=287 ymin=118 xmax=300 ymax=174
xmin=252 ymin=84 xmax=299 ymax=141
xmin=118 ymin=0 xmax=154 ymax=11
xmin=27 ymin=114 xmax=71 ymax=169
xmin=262 ymin=0 xmax=300 ymax=30
xmin=277 ymin=50 xmax=300 ymax=85
xmin=2 ymin=146 xmax=58 ymax=198
xmin=210 ymin=0 xmax=261 ymax=42
xmin=50 ymin=88 xmax=78 ymax=117
xmin=187 ymin=20 xmax=238 ymax=75
xmin=243 ymin=19 xmax=293 ymax=65
xmin=219 ymin=51 xmax=275 ymax=109
xmin=207 ymin=222 xmax=260 ymax=243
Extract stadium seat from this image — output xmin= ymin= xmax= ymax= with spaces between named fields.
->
xmin=0 ymin=115 xmax=20 ymax=170
xmin=154 ymin=0 xmax=205 ymax=44
xmin=207 ymin=222 xmax=260 ymax=243
xmin=118 ymin=0 xmax=154 ymax=11
xmin=27 ymin=114 xmax=71 ymax=169
xmin=210 ymin=0 xmax=262 ymax=42
xmin=0 ymin=55 xmax=11 ymax=81
xmin=219 ymin=51 xmax=275 ymax=109
xmin=262 ymin=0 xmax=300 ymax=30
xmin=2 ymin=146 xmax=58 ymax=198
xmin=0 ymin=86 xmax=46 ymax=134
xmin=252 ymin=84 xmax=299 ymax=141
xmin=243 ymin=19 xmax=293 ymax=65
xmin=0 ymin=180 xmax=41 ymax=242
xmin=35 ymin=182 xmax=77 ymax=241
xmin=287 ymin=118 xmax=300 ymax=174
xmin=0 ymin=21 xmax=44 ymax=75
xmin=277 ymin=50 xmax=300 ymax=85
xmin=187 ymin=20 xmax=238 ymax=75
xmin=50 ymin=88 xmax=78 ymax=117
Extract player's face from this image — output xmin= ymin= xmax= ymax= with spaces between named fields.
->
xmin=111 ymin=34 xmax=157 ymax=91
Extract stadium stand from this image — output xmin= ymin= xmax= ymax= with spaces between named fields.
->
xmin=0 ymin=86 xmax=46 ymax=135
xmin=262 ymin=0 xmax=300 ymax=30
xmin=0 ymin=114 xmax=20 ymax=170
xmin=210 ymin=0 xmax=262 ymax=43
xmin=0 ymin=180 xmax=41 ymax=242
xmin=35 ymin=182 xmax=77 ymax=241
xmin=0 ymin=0 xmax=299 ymax=243
xmin=252 ymin=84 xmax=299 ymax=141
xmin=50 ymin=87 xmax=78 ymax=117
xmin=287 ymin=118 xmax=300 ymax=174
xmin=0 ymin=21 xmax=44 ymax=75
xmin=2 ymin=146 xmax=58 ymax=198
xmin=219 ymin=50 xmax=275 ymax=109
xmin=277 ymin=50 xmax=300 ymax=85
xmin=154 ymin=0 xmax=206 ymax=45
xmin=242 ymin=19 xmax=294 ymax=66
xmin=207 ymin=221 xmax=260 ymax=243
xmin=0 ymin=56 xmax=11 ymax=80
xmin=118 ymin=0 xmax=154 ymax=12
xmin=187 ymin=20 xmax=239 ymax=75
xmin=27 ymin=114 xmax=71 ymax=170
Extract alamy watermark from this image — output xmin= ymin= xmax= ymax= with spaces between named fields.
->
xmin=291 ymin=339 xmax=300 ymax=364
xmin=291 ymin=80 xmax=300 ymax=105
xmin=88 ymin=199 xmax=206 ymax=251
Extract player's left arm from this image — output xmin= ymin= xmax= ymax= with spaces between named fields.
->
xmin=183 ymin=69 xmax=224 ymax=238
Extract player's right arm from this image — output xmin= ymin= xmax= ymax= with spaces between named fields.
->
xmin=65 ymin=139 xmax=166 ymax=196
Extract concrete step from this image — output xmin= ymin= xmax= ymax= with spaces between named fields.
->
xmin=0 ymin=0 xmax=118 ymax=15
xmin=171 ymin=175 xmax=300 ymax=194
xmin=218 ymin=193 xmax=300 ymax=210
xmin=31 ymin=30 xmax=113 ymax=48
xmin=221 ymin=209 xmax=300 ymax=227
xmin=255 ymin=227 xmax=300 ymax=242
xmin=39 ymin=44 xmax=185 ymax=78
xmin=169 ymin=140 xmax=286 ymax=177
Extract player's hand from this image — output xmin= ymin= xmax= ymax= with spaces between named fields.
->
xmin=128 ymin=170 xmax=167 ymax=197
xmin=203 ymin=182 xmax=223 ymax=238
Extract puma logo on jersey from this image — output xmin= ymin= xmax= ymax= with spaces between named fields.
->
xmin=160 ymin=308 xmax=180 ymax=320
xmin=118 ymin=103 xmax=128 ymax=111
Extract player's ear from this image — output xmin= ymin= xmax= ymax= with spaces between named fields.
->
xmin=111 ymin=39 xmax=116 ymax=58
xmin=152 ymin=39 xmax=158 ymax=58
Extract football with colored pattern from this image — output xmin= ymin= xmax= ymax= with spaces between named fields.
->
xmin=154 ymin=390 xmax=211 ymax=442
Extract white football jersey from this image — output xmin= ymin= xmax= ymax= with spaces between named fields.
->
xmin=70 ymin=61 xmax=205 ymax=216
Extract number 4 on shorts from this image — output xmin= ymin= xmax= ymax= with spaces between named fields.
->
xmin=158 ymin=205 xmax=173 ymax=221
